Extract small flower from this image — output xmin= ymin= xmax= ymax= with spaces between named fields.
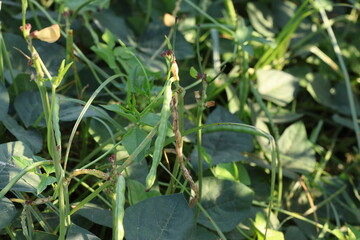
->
xmin=108 ymin=154 xmax=115 ymax=164
xmin=161 ymin=49 xmax=173 ymax=57
xmin=19 ymin=23 xmax=32 ymax=35
xmin=30 ymin=24 xmax=60 ymax=43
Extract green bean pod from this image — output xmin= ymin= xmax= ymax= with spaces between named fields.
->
xmin=145 ymin=77 xmax=174 ymax=190
xmin=113 ymin=174 xmax=126 ymax=240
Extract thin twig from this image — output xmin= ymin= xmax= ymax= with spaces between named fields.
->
xmin=172 ymin=90 xmax=199 ymax=207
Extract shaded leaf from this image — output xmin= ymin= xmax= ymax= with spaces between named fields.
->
xmin=124 ymin=194 xmax=195 ymax=240
xmin=2 ymin=115 xmax=43 ymax=153
xmin=257 ymin=69 xmax=299 ymax=106
xmin=127 ymin=179 xmax=161 ymax=205
xmin=0 ymin=141 xmax=40 ymax=192
xmin=190 ymin=106 xmax=253 ymax=171
xmin=75 ymin=203 xmax=112 ymax=228
xmin=14 ymin=91 xmax=46 ymax=127
xmin=0 ymin=82 xmax=9 ymax=121
xmin=0 ymin=197 xmax=16 ymax=230
xmin=122 ymin=128 xmax=149 ymax=162
xmin=198 ymin=177 xmax=254 ymax=232
xmin=278 ymin=121 xmax=316 ymax=173
xmin=37 ymin=175 xmax=56 ymax=195
xmin=189 ymin=225 xmax=218 ymax=240
xmin=66 ymin=223 xmax=101 ymax=240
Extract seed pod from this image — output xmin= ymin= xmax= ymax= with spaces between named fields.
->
xmin=113 ymin=175 xmax=126 ymax=240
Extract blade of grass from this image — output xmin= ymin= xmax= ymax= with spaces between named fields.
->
xmin=316 ymin=0 xmax=360 ymax=151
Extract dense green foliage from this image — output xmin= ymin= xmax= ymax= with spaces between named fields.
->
xmin=0 ymin=0 xmax=359 ymax=239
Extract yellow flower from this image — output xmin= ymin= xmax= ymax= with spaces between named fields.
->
xmin=31 ymin=24 xmax=60 ymax=43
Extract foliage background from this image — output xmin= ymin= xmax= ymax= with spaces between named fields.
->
xmin=0 ymin=0 xmax=359 ymax=239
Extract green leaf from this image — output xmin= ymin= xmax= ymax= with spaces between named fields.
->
xmin=14 ymin=91 xmax=46 ymax=127
xmin=346 ymin=224 xmax=360 ymax=239
xmin=66 ymin=223 xmax=101 ymax=240
xmin=284 ymin=226 xmax=307 ymax=240
xmin=253 ymin=212 xmax=284 ymax=240
xmin=53 ymin=60 xmax=73 ymax=87
xmin=102 ymin=29 xmax=116 ymax=49
xmin=34 ymin=156 xmax=54 ymax=174
xmin=124 ymin=194 xmax=195 ymax=240
xmin=306 ymin=74 xmax=360 ymax=116
xmin=75 ymin=203 xmax=112 ymax=228
xmin=94 ymin=10 xmax=134 ymax=45
xmin=37 ymin=175 xmax=56 ymax=195
xmin=0 ymin=197 xmax=16 ymax=230
xmin=0 ymin=82 xmax=9 ymax=121
xmin=0 ymin=141 xmax=41 ymax=192
xmin=127 ymin=179 xmax=161 ymax=205
xmin=90 ymin=45 xmax=117 ymax=70
xmin=101 ymin=104 xmax=138 ymax=123
xmin=189 ymin=225 xmax=218 ymax=240
xmin=198 ymin=177 xmax=254 ymax=232
xmin=257 ymin=69 xmax=299 ymax=107
xmin=122 ymin=128 xmax=150 ymax=162
xmin=189 ymin=67 xmax=198 ymax=79
xmin=247 ymin=2 xmax=275 ymax=37
xmin=2 ymin=115 xmax=43 ymax=153
xmin=65 ymin=0 xmax=110 ymax=12
xmin=190 ymin=106 xmax=253 ymax=171
xmin=278 ymin=121 xmax=316 ymax=173
xmin=212 ymin=162 xmax=251 ymax=185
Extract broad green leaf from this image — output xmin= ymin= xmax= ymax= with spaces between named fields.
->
xmin=65 ymin=0 xmax=110 ymax=12
xmin=121 ymin=128 xmax=150 ymax=162
xmin=346 ymin=224 xmax=360 ymax=239
xmin=14 ymin=91 xmax=46 ymax=127
xmin=11 ymin=230 xmax=58 ymax=240
xmin=198 ymin=177 xmax=254 ymax=232
xmin=59 ymin=101 xmax=108 ymax=122
xmin=2 ymin=115 xmax=43 ymax=153
xmin=8 ymin=73 xmax=37 ymax=94
xmin=0 ymin=141 xmax=41 ymax=192
xmin=0 ymin=82 xmax=9 ymax=121
xmin=94 ymin=10 xmax=134 ymax=45
xmin=253 ymin=212 xmax=284 ymax=240
xmin=189 ymin=225 xmax=218 ymax=240
xmin=124 ymin=194 xmax=195 ymax=240
xmin=37 ymin=175 xmax=56 ymax=195
xmin=66 ymin=223 xmax=101 ymax=240
xmin=257 ymin=69 xmax=299 ymax=107
xmin=212 ymin=162 xmax=251 ymax=185
xmin=278 ymin=121 xmax=316 ymax=173
xmin=247 ymin=2 xmax=275 ymax=37
xmin=127 ymin=179 xmax=161 ymax=205
xmin=126 ymin=161 xmax=149 ymax=186
xmin=88 ymin=118 xmax=117 ymax=151
xmin=284 ymin=226 xmax=307 ymax=240
xmin=306 ymin=74 xmax=360 ymax=116
xmin=138 ymin=22 xmax=193 ymax=61
xmin=0 ymin=197 xmax=16 ymax=230
xmin=139 ymin=112 xmax=161 ymax=127
xmin=190 ymin=106 xmax=253 ymax=171
xmin=90 ymin=44 xmax=117 ymax=70
xmin=75 ymin=203 xmax=112 ymax=228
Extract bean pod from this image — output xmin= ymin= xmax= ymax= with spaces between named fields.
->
xmin=145 ymin=78 xmax=173 ymax=190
